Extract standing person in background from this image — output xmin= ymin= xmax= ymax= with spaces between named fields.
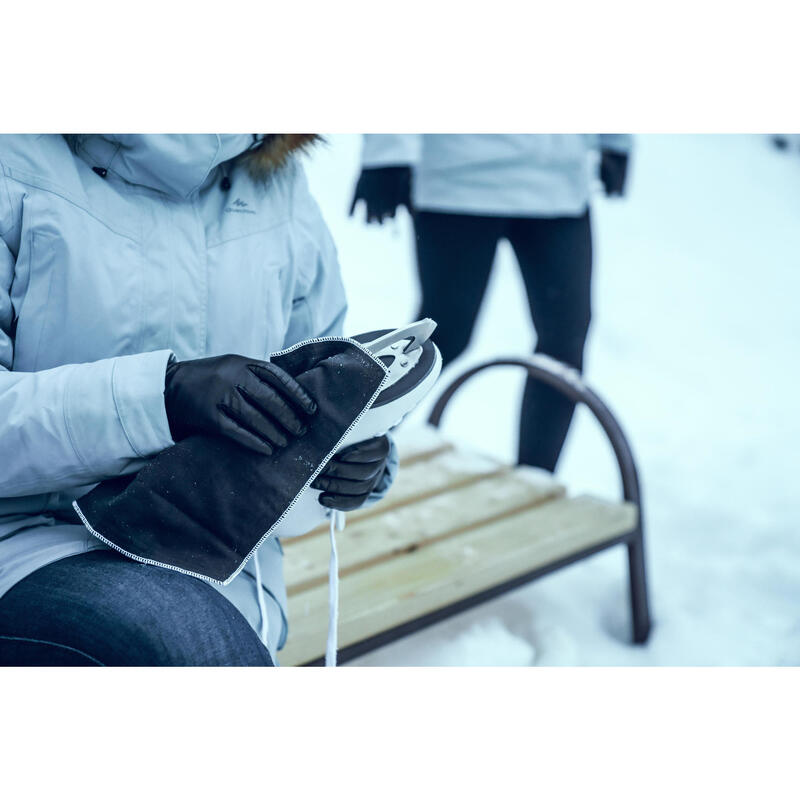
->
xmin=350 ymin=134 xmax=631 ymax=472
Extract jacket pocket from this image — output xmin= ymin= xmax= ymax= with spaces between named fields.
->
xmin=10 ymin=229 xmax=55 ymax=370
xmin=11 ymin=194 xmax=144 ymax=372
xmin=206 ymin=223 xmax=292 ymax=360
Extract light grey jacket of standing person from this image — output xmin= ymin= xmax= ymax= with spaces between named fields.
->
xmin=360 ymin=133 xmax=633 ymax=217
xmin=0 ymin=134 xmax=396 ymax=656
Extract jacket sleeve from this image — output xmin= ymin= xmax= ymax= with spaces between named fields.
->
xmin=283 ymin=163 xmax=348 ymax=346
xmin=361 ymin=433 xmax=398 ymax=509
xmin=361 ymin=134 xmax=422 ymax=168
xmin=0 ymin=234 xmax=175 ymax=499
xmin=596 ymin=134 xmax=633 ymax=154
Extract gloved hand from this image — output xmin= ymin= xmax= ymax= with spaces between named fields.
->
xmin=311 ymin=435 xmax=391 ymax=511
xmin=349 ymin=166 xmax=413 ymax=224
xmin=164 ymin=354 xmax=317 ymax=456
xmin=599 ymin=149 xmax=629 ymax=197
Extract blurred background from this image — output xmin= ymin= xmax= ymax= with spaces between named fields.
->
xmin=300 ymin=134 xmax=800 ymax=666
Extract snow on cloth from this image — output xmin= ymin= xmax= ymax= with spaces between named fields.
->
xmin=73 ymin=338 xmax=387 ymax=584
xmin=360 ymin=134 xmax=632 ymax=217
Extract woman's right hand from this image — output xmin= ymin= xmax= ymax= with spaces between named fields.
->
xmin=164 ymin=354 xmax=318 ymax=456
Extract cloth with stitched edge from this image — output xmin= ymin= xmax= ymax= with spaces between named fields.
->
xmin=73 ymin=339 xmax=387 ymax=583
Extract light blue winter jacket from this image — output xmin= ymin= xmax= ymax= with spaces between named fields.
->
xmin=361 ymin=134 xmax=633 ymax=217
xmin=0 ymin=134 xmax=393 ymax=655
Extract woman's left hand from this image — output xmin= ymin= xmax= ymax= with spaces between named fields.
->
xmin=312 ymin=435 xmax=391 ymax=511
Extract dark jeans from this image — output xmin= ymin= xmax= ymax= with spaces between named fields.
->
xmin=0 ymin=551 xmax=274 ymax=666
xmin=414 ymin=210 xmax=593 ymax=472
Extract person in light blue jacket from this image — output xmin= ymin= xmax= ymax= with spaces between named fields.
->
xmin=351 ymin=134 xmax=631 ymax=472
xmin=0 ymin=134 xmax=396 ymax=666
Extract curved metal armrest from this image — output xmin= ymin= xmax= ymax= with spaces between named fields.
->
xmin=427 ymin=354 xmax=643 ymax=509
xmin=429 ymin=354 xmax=652 ymax=645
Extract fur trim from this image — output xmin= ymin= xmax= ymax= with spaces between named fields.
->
xmin=241 ymin=134 xmax=320 ymax=179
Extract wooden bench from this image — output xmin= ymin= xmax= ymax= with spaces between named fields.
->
xmin=279 ymin=355 xmax=652 ymax=665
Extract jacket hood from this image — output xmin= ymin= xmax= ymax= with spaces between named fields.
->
xmin=70 ymin=133 xmax=319 ymax=199
xmin=241 ymin=134 xmax=319 ymax=178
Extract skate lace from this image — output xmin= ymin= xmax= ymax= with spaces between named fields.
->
xmin=253 ymin=508 xmax=342 ymax=667
xmin=326 ymin=509 xmax=345 ymax=667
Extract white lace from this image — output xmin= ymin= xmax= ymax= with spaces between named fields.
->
xmin=326 ymin=509 xmax=345 ymax=667
xmin=252 ymin=509 xmax=344 ymax=666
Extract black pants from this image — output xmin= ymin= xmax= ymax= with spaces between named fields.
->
xmin=414 ymin=210 xmax=592 ymax=472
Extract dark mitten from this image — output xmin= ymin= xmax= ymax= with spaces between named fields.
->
xmin=164 ymin=354 xmax=317 ymax=456
xmin=312 ymin=435 xmax=391 ymax=511
xmin=349 ymin=166 xmax=412 ymax=223
xmin=599 ymin=150 xmax=629 ymax=197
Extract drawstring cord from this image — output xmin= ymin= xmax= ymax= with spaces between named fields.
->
xmin=220 ymin=163 xmax=232 ymax=191
xmin=253 ymin=554 xmax=269 ymax=646
xmin=221 ymin=138 xmax=262 ymax=190
xmin=251 ymin=508 xmax=344 ymax=665
xmin=326 ymin=509 xmax=345 ymax=667
xmin=253 ymin=508 xmax=343 ymax=666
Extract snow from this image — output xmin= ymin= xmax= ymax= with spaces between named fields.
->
xmin=302 ymin=134 xmax=800 ymax=666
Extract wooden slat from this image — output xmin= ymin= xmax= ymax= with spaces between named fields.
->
xmin=393 ymin=425 xmax=453 ymax=466
xmin=354 ymin=447 xmax=503 ymax=517
xmin=284 ymin=466 xmax=564 ymax=594
xmin=282 ymin=446 xmax=509 ymax=542
xmin=279 ymin=495 xmax=637 ymax=666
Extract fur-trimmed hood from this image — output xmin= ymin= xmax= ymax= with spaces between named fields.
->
xmin=241 ymin=134 xmax=320 ymax=178
xmin=69 ymin=134 xmax=319 ymax=199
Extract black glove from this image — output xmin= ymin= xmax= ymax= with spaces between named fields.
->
xmin=349 ymin=166 xmax=413 ymax=224
xmin=311 ymin=435 xmax=391 ymax=511
xmin=164 ymin=354 xmax=317 ymax=456
xmin=599 ymin=150 xmax=629 ymax=197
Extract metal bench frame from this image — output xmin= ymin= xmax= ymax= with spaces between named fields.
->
xmin=306 ymin=355 xmax=652 ymax=665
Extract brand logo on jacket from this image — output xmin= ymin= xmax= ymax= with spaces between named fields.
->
xmin=225 ymin=198 xmax=256 ymax=214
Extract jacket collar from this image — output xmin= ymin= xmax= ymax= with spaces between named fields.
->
xmin=71 ymin=134 xmax=307 ymax=199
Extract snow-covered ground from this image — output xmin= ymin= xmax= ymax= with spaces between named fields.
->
xmin=302 ymin=135 xmax=800 ymax=666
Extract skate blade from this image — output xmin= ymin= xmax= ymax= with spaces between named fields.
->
xmin=362 ymin=318 xmax=437 ymax=356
